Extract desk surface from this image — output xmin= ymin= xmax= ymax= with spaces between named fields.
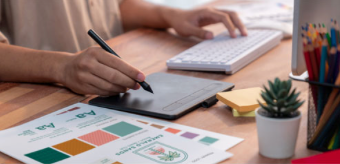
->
xmin=0 ymin=2 xmax=320 ymax=164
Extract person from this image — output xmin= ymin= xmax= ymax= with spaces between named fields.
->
xmin=0 ymin=0 xmax=247 ymax=96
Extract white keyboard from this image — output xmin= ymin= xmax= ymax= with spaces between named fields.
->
xmin=167 ymin=30 xmax=283 ymax=74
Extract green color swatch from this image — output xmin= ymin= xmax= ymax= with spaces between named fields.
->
xmin=103 ymin=121 xmax=142 ymax=137
xmin=199 ymin=137 xmax=219 ymax=145
xmin=25 ymin=147 xmax=70 ymax=163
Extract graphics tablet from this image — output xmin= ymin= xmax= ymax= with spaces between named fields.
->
xmin=89 ymin=73 xmax=234 ymax=120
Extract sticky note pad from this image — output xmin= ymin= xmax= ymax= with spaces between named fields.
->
xmin=232 ymin=109 xmax=255 ymax=117
xmin=216 ymin=87 xmax=265 ymax=112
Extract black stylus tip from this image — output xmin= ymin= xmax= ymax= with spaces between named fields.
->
xmin=146 ymin=86 xmax=154 ymax=94
xmin=139 ymin=81 xmax=154 ymax=94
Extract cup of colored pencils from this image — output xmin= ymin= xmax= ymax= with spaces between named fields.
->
xmin=301 ymin=20 xmax=340 ymax=151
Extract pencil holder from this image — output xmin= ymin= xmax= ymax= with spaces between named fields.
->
xmin=307 ymin=85 xmax=317 ymax=149
xmin=306 ymin=82 xmax=340 ymax=152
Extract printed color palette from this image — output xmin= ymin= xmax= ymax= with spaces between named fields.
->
xmin=199 ymin=137 xmax=219 ymax=145
xmin=165 ymin=128 xmax=181 ymax=134
xmin=53 ymin=139 xmax=95 ymax=156
xmin=181 ymin=132 xmax=199 ymax=139
xmin=25 ymin=147 xmax=69 ymax=164
xmin=134 ymin=120 xmax=225 ymax=147
xmin=79 ymin=130 xmax=119 ymax=146
xmin=103 ymin=121 xmax=142 ymax=137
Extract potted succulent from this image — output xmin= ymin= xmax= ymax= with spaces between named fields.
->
xmin=256 ymin=78 xmax=304 ymax=159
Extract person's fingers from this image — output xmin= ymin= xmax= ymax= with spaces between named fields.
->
xmin=219 ymin=10 xmax=248 ymax=36
xmin=204 ymin=10 xmax=237 ymax=38
xmin=183 ymin=23 xmax=214 ymax=39
xmin=85 ymin=83 xmax=120 ymax=96
xmin=88 ymin=48 xmax=146 ymax=82
xmin=79 ymin=71 xmax=129 ymax=94
xmin=89 ymin=61 xmax=140 ymax=90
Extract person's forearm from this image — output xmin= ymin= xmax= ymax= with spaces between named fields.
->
xmin=0 ymin=43 xmax=71 ymax=83
xmin=119 ymin=0 xmax=178 ymax=30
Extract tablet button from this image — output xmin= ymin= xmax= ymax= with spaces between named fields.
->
xmin=162 ymin=83 xmax=223 ymax=111
xmin=190 ymin=90 xmax=207 ymax=98
xmin=177 ymin=96 xmax=197 ymax=104
xmin=163 ymin=103 xmax=183 ymax=111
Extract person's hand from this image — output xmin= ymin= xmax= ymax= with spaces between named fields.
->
xmin=59 ymin=47 xmax=144 ymax=96
xmin=162 ymin=8 xmax=247 ymax=39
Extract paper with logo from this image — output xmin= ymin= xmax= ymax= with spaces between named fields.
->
xmin=51 ymin=103 xmax=243 ymax=151
xmin=0 ymin=104 xmax=232 ymax=164
xmin=93 ymin=105 xmax=244 ymax=151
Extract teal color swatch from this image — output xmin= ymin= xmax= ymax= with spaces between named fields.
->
xmin=199 ymin=137 xmax=219 ymax=145
xmin=25 ymin=147 xmax=70 ymax=164
xmin=103 ymin=121 xmax=142 ymax=137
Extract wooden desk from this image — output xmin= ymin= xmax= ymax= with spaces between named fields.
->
xmin=0 ymin=7 xmax=321 ymax=164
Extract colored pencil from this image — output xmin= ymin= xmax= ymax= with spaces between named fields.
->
xmin=328 ymin=132 xmax=337 ymax=150
xmin=333 ymin=128 xmax=340 ymax=149
xmin=305 ymin=20 xmax=340 ymax=150
xmin=303 ymin=45 xmax=314 ymax=81
xmin=309 ymin=75 xmax=340 ymax=146
xmin=335 ymin=20 xmax=340 ymax=44
xmin=316 ymin=39 xmax=329 ymax=123
xmin=333 ymin=45 xmax=340 ymax=82
xmin=327 ymin=47 xmax=337 ymax=83
xmin=314 ymin=102 xmax=340 ymax=148
xmin=311 ymin=93 xmax=340 ymax=147
xmin=319 ymin=39 xmax=329 ymax=83
xmin=331 ymin=20 xmax=337 ymax=47
xmin=320 ymin=116 xmax=340 ymax=148
xmin=314 ymin=37 xmax=322 ymax=70
xmin=322 ymin=23 xmax=332 ymax=47
xmin=309 ymin=43 xmax=319 ymax=80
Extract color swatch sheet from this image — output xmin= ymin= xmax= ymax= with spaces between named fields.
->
xmin=98 ymin=105 xmax=244 ymax=151
xmin=0 ymin=104 xmax=232 ymax=164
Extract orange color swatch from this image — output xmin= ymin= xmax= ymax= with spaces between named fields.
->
xmin=112 ymin=162 xmax=123 ymax=164
xmin=165 ymin=127 xmax=181 ymax=134
xmin=53 ymin=139 xmax=95 ymax=156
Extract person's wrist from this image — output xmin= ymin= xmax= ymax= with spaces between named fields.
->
xmin=50 ymin=52 xmax=73 ymax=85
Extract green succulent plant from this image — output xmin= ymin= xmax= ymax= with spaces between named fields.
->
xmin=258 ymin=78 xmax=304 ymax=118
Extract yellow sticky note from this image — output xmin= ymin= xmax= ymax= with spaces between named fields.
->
xmin=216 ymin=87 xmax=266 ymax=112
xmin=232 ymin=109 xmax=255 ymax=117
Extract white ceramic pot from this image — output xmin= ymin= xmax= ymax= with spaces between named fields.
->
xmin=255 ymin=108 xmax=301 ymax=159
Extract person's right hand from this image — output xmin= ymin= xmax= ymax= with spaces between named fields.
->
xmin=59 ymin=47 xmax=145 ymax=96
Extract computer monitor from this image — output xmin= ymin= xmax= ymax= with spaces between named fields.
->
xmin=291 ymin=0 xmax=340 ymax=76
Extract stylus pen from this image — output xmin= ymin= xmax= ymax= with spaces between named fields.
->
xmin=88 ymin=29 xmax=154 ymax=94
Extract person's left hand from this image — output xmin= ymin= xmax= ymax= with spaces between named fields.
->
xmin=162 ymin=7 xmax=247 ymax=39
